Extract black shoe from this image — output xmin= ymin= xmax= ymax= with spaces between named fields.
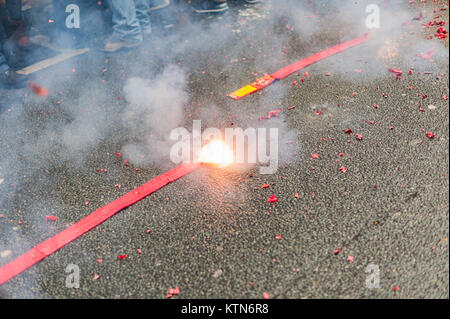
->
xmin=0 ymin=69 xmax=29 ymax=89
xmin=242 ymin=0 xmax=263 ymax=3
xmin=192 ymin=0 xmax=229 ymax=14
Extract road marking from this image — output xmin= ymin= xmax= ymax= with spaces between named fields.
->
xmin=16 ymin=48 xmax=89 ymax=75
xmin=0 ymin=250 xmax=11 ymax=258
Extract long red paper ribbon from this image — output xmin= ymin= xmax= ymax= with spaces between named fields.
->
xmin=228 ymin=33 xmax=370 ymax=100
xmin=0 ymin=163 xmax=199 ymax=286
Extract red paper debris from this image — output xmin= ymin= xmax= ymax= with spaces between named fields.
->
xmin=119 ymin=254 xmax=127 ymax=260
xmin=347 ymin=255 xmax=354 ymax=263
xmin=262 ymin=292 xmax=270 ymax=299
xmin=418 ymin=49 xmax=435 ymax=59
xmin=393 ymin=285 xmax=399 ymax=292
xmin=28 ymin=82 xmax=49 ymax=97
xmin=45 ymin=216 xmax=58 ymax=222
xmin=344 ymin=129 xmax=353 ymax=134
xmin=423 ymin=20 xmax=446 ymax=27
xmin=435 ymin=27 xmax=447 ymax=39
xmin=261 ymin=184 xmax=270 ymax=189
xmin=388 ymin=68 xmax=402 ymax=75
xmin=388 ymin=68 xmax=403 ymax=79
xmin=275 ymin=233 xmax=282 ymax=240
xmin=312 ymin=153 xmax=319 ymax=159
xmin=412 ymin=12 xmax=423 ymax=20
xmin=259 ymin=108 xmax=283 ymax=120
xmin=167 ymin=286 xmax=180 ymax=298
xmin=425 ymin=132 xmax=435 ymax=139
xmin=267 ymin=195 xmax=278 ymax=203
xmin=339 ymin=166 xmax=348 ymax=173
xmin=355 ymin=134 xmax=363 ymax=141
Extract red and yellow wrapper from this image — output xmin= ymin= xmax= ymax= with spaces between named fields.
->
xmin=228 ymin=33 xmax=370 ymax=100
xmin=228 ymin=74 xmax=275 ymax=100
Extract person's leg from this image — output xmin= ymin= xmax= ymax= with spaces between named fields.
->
xmin=0 ymin=21 xmax=28 ymax=89
xmin=134 ymin=0 xmax=151 ymax=36
xmin=107 ymin=0 xmax=143 ymax=42
xmin=0 ymin=50 xmax=8 ymax=73
xmin=5 ymin=0 xmax=22 ymax=21
xmin=0 ymin=21 xmax=9 ymax=73
xmin=5 ymin=0 xmax=31 ymax=48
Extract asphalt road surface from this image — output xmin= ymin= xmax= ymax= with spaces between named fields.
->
xmin=0 ymin=0 xmax=448 ymax=298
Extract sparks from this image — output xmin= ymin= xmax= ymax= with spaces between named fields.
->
xmin=200 ymin=140 xmax=234 ymax=166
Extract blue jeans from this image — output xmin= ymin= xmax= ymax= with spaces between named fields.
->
xmin=107 ymin=0 xmax=151 ymax=42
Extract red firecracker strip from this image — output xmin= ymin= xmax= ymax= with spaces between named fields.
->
xmin=228 ymin=33 xmax=370 ymax=100
xmin=0 ymin=163 xmax=199 ymax=286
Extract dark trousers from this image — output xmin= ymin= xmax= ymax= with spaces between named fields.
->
xmin=0 ymin=13 xmax=8 ymax=72
xmin=0 ymin=0 xmax=23 ymax=72
xmin=5 ymin=0 xmax=22 ymax=21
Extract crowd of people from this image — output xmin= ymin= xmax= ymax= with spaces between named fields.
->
xmin=0 ymin=0 xmax=263 ymax=89
xmin=0 ymin=0 xmax=30 ymax=89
